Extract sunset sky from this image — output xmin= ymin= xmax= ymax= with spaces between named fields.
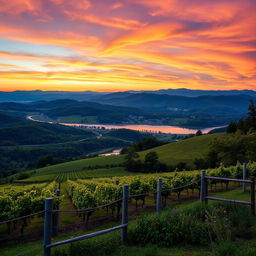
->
xmin=0 ymin=0 xmax=255 ymax=92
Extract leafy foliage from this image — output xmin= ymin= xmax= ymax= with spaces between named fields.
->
xmin=121 ymin=136 xmax=166 ymax=154
xmin=130 ymin=203 xmax=254 ymax=247
xmin=0 ymin=181 xmax=59 ymax=222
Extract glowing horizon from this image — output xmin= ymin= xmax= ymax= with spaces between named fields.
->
xmin=0 ymin=0 xmax=255 ymax=92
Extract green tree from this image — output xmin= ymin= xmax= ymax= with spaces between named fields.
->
xmin=144 ymin=151 xmax=159 ymax=171
xmin=196 ymin=130 xmax=203 ymax=136
xmin=226 ymin=122 xmax=237 ymax=133
xmin=121 ymin=136 xmax=166 ymax=154
xmin=227 ymin=100 xmax=256 ymax=134
xmin=248 ymin=100 xmax=256 ymax=130
xmin=36 ymin=155 xmax=54 ymax=168
xmin=123 ymin=148 xmax=142 ymax=172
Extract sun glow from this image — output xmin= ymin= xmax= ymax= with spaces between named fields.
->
xmin=0 ymin=0 xmax=255 ymax=91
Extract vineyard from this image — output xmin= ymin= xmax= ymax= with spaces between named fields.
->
xmin=18 ymin=166 xmax=135 ymax=183
xmin=1 ymin=161 xmax=256 ymax=254
xmin=2 ymin=162 xmax=256 ymax=224
xmin=0 ymin=182 xmax=60 ymax=230
xmin=65 ymin=161 xmax=256 ymax=212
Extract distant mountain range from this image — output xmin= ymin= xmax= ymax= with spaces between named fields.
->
xmin=133 ymin=88 xmax=256 ymax=97
xmin=0 ymin=89 xmax=255 ymax=102
xmin=0 ymin=89 xmax=255 ymax=128
xmin=0 ymin=100 xmax=157 ymax=124
xmin=0 ymin=90 xmax=106 ymax=102
xmin=98 ymin=93 xmax=254 ymax=115
xmin=0 ymin=93 xmax=255 ymax=128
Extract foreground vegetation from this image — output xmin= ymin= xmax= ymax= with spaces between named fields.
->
xmin=2 ymin=162 xmax=256 ymax=231
xmin=1 ymin=189 xmax=256 ymax=256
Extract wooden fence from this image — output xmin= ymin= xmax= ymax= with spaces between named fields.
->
xmin=43 ymin=167 xmax=255 ymax=256
xmin=200 ymin=169 xmax=255 ymax=215
xmin=43 ymin=179 xmax=166 ymax=256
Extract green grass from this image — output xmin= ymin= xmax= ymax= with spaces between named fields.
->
xmin=140 ymin=133 xmax=224 ymax=166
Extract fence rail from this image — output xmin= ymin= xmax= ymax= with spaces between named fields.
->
xmin=205 ymin=196 xmax=252 ymax=205
xmin=200 ymin=170 xmax=255 ymax=215
xmin=43 ymin=184 xmax=129 ymax=256
xmin=47 ymin=224 xmax=128 ymax=248
xmin=205 ymin=176 xmax=253 ymax=183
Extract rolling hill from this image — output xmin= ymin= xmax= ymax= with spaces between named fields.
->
xmin=0 ymin=113 xmax=151 ymax=176
xmin=0 ymin=112 xmax=96 ymax=146
xmin=1 ymin=89 xmax=256 ymax=102
xmin=1 ymin=93 xmax=255 ymax=128
xmin=99 ymin=93 xmax=254 ymax=115
xmin=0 ymin=99 xmax=159 ymax=124
xmin=18 ymin=133 xmax=223 ymax=182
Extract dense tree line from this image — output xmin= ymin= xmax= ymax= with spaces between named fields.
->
xmin=121 ymin=136 xmax=166 ymax=154
xmin=123 ymin=148 xmax=189 ymax=173
xmin=123 ymin=149 xmax=168 ymax=172
xmin=227 ymin=100 xmax=256 ymax=134
xmin=194 ymin=133 xmax=256 ymax=169
xmin=194 ymin=100 xmax=256 ymax=169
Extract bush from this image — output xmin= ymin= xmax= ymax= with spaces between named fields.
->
xmin=130 ymin=211 xmax=209 ymax=246
xmin=130 ymin=203 xmax=255 ymax=247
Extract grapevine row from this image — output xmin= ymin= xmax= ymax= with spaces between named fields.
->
xmin=0 ymin=181 xmax=60 ymax=223
xmin=66 ymin=162 xmax=256 ymax=211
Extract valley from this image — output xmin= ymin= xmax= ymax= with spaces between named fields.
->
xmin=1 ymin=89 xmax=256 ymax=256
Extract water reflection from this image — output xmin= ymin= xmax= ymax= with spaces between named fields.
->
xmin=60 ymin=123 xmax=222 ymax=134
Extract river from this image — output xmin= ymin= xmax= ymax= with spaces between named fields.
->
xmin=59 ymin=123 xmax=223 ymax=134
xmin=27 ymin=116 xmax=223 ymax=134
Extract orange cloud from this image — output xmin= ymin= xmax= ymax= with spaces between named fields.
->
xmin=0 ymin=0 xmax=255 ymax=91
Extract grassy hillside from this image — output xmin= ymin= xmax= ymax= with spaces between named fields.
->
xmin=17 ymin=133 xmax=223 ymax=182
xmin=141 ymin=133 xmax=224 ymax=166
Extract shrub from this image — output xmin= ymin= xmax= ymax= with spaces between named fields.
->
xmin=130 ymin=203 xmax=255 ymax=247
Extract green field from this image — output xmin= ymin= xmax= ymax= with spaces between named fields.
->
xmin=18 ymin=133 xmax=222 ymax=182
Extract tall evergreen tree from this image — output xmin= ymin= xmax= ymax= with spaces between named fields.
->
xmin=248 ymin=100 xmax=256 ymax=130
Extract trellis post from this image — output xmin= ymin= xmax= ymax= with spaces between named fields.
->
xmin=156 ymin=178 xmax=162 ymax=216
xmin=121 ymin=184 xmax=129 ymax=243
xmin=243 ymin=163 xmax=247 ymax=192
xmin=250 ymin=176 xmax=255 ymax=215
xmin=200 ymin=170 xmax=206 ymax=202
xmin=44 ymin=198 xmax=53 ymax=256
xmin=52 ymin=189 xmax=60 ymax=236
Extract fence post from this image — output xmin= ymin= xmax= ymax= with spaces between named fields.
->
xmin=156 ymin=178 xmax=162 ymax=216
xmin=44 ymin=198 xmax=53 ymax=256
xmin=243 ymin=163 xmax=247 ymax=192
xmin=200 ymin=170 xmax=206 ymax=202
xmin=205 ymin=175 xmax=208 ymax=205
xmin=121 ymin=184 xmax=129 ymax=243
xmin=52 ymin=189 xmax=60 ymax=237
xmin=250 ymin=176 xmax=255 ymax=215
